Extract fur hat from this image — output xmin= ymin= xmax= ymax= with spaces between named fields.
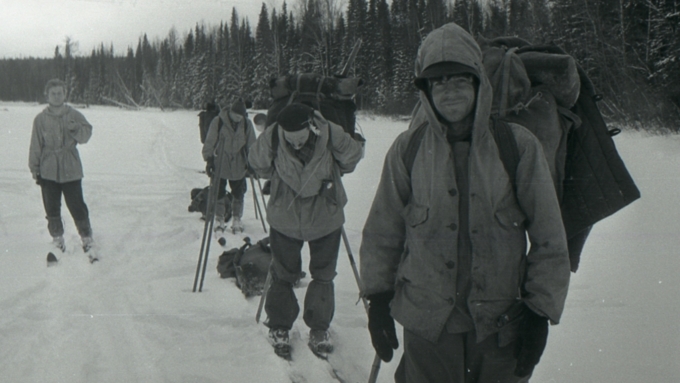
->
xmin=276 ymin=103 xmax=315 ymax=132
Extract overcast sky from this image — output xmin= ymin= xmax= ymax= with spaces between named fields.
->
xmin=0 ymin=0 xmax=275 ymax=59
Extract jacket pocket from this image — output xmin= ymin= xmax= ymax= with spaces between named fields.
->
xmin=400 ymin=203 xmax=429 ymax=228
xmin=494 ymin=205 xmax=526 ymax=230
xmin=319 ymin=179 xmax=338 ymax=205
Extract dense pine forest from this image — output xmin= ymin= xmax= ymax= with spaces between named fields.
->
xmin=1 ymin=0 xmax=679 ymax=129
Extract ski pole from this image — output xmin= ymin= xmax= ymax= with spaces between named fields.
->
xmin=193 ymin=132 xmax=227 ymax=292
xmin=251 ymin=181 xmax=260 ymax=220
xmin=340 ymin=227 xmax=382 ymax=383
xmin=255 ymin=260 xmax=274 ymax=323
xmin=192 ymin=170 xmax=219 ymax=292
xmin=256 ymin=178 xmax=268 ymax=206
xmin=249 ymin=176 xmax=267 ymax=233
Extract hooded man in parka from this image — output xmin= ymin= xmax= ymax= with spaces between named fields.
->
xmin=359 ymin=23 xmax=571 ymax=383
xmin=202 ymin=98 xmax=257 ymax=233
xmin=29 ymin=78 xmax=96 ymax=256
xmin=248 ymin=103 xmax=363 ymax=360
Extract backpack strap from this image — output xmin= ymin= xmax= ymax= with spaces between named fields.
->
xmin=402 ymin=119 xmax=519 ymax=195
xmin=403 ymin=122 xmax=428 ymax=176
xmin=490 ymin=117 xmax=520 ymax=195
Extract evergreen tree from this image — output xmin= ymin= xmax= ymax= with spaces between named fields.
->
xmin=253 ymin=3 xmax=276 ymax=108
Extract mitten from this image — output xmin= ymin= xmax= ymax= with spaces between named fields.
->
xmin=33 ymin=173 xmax=42 ymax=185
xmin=367 ymin=291 xmax=399 ymax=362
xmin=67 ymin=120 xmax=80 ymax=131
xmin=261 ymin=180 xmax=271 ymax=195
xmin=205 ymin=157 xmax=215 ymax=177
xmin=514 ymin=308 xmax=549 ymax=377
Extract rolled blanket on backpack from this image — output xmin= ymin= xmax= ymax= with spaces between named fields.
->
xmin=518 ymin=51 xmax=580 ymax=109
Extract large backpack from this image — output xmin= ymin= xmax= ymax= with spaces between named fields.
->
xmin=405 ymin=38 xmax=640 ymax=272
xmin=265 ymin=73 xmax=363 ymax=138
xmin=216 ymin=237 xmax=305 ymax=297
xmin=198 ymin=104 xmax=219 ymax=144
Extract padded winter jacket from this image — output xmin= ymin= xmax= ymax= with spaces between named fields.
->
xmin=202 ymin=111 xmax=257 ymax=181
xmin=28 ymin=105 xmax=92 ymax=183
xmin=248 ymin=116 xmax=363 ymax=241
xmin=359 ymin=22 xmax=571 ymax=344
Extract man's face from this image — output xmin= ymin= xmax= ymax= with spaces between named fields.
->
xmin=283 ymin=129 xmax=310 ymax=150
xmin=46 ymin=86 xmax=66 ymax=107
xmin=429 ymin=74 xmax=477 ymax=123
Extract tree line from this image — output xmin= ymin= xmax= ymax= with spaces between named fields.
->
xmin=0 ymin=0 xmax=678 ymax=129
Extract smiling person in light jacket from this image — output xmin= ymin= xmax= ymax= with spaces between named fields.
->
xmin=29 ymin=78 xmax=95 ymax=254
xmin=359 ymin=23 xmax=571 ymax=383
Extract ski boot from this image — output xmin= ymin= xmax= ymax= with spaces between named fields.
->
xmin=52 ymin=236 xmax=66 ymax=253
xmin=231 ymin=216 xmax=244 ymax=234
xmin=268 ymin=328 xmax=292 ymax=360
xmin=213 ymin=210 xmax=228 ymax=232
xmin=231 ymin=197 xmax=244 ymax=233
xmin=81 ymin=236 xmax=99 ymax=263
xmin=308 ymin=329 xmax=333 ymax=359
xmin=82 ymin=236 xmax=94 ymax=252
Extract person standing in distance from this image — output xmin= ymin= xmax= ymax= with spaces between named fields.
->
xmin=29 ymin=78 xmax=96 ymax=254
xmin=202 ymin=98 xmax=257 ymax=233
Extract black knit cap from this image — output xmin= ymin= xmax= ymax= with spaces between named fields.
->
xmin=414 ymin=61 xmax=477 ymax=91
xmin=230 ymin=99 xmax=247 ymax=117
xmin=276 ymin=103 xmax=315 ymax=132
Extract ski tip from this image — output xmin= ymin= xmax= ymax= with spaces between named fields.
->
xmin=47 ymin=252 xmax=58 ymax=265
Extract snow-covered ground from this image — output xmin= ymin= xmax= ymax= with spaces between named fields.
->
xmin=0 ymin=102 xmax=677 ymax=383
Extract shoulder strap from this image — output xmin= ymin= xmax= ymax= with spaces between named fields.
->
xmin=490 ymin=118 xmax=520 ymax=194
xmin=403 ymin=122 xmax=428 ymax=175
xmin=217 ymin=116 xmax=224 ymax=132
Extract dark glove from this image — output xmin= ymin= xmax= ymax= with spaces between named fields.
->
xmin=261 ymin=180 xmax=271 ymax=195
xmin=205 ymin=157 xmax=215 ymax=177
xmin=514 ymin=307 xmax=549 ymax=377
xmin=367 ymin=291 xmax=399 ymax=362
xmin=246 ymin=165 xmax=257 ymax=179
xmin=33 ymin=173 xmax=42 ymax=185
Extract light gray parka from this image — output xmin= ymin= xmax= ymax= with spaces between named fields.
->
xmin=202 ymin=111 xmax=257 ymax=181
xmin=28 ymin=105 xmax=92 ymax=183
xmin=359 ymin=23 xmax=571 ymax=344
xmin=248 ymin=117 xmax=363 ymax=241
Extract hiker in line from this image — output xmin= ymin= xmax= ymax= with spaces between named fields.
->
xmin=359 ymin=22 xmax=571 ymax=383
xmin=248 ymin=103 xmax=363 ymax=359
xmin=202 ymin=98 xmax=256 ymax=233
xmin=198 ymin=100 xmax=219 ymax=144
xmin=29 ymin=78 xmax=96 ymax=253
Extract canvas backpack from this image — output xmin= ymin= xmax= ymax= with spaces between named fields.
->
xmin=216 ymin=237 xmax=305 ymax=297
xmin=265 ymin=73 xmax=363 ymax=139
xmin=198 ymin=108 xmax=219 ymax=144
xmin=405 ymin=37 xmax=640 ymax=272
xmin=188 ymin=186 xmax=233 ymax=222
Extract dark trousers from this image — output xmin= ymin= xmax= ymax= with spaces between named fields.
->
xmin=264 ymin=227 xmax=342 ymax=331
xmin=40 ymin=179 xmax=90 ymax=237
xmin=217 ymin=178 xmax=246 ymax=201
xmin=395 ymin=328 xmax=530 ymax=383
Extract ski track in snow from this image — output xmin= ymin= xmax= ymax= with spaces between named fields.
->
xmin=1 ymin=103 xmax=679 ymax=383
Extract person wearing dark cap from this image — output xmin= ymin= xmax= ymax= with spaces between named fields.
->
xmin=202 ymin=99 xmax=257 ymax=233
xmin=359 ymin=23 xmax=570 ymax=382
xmin=248 ymin=103 xmax=363 ymax=360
